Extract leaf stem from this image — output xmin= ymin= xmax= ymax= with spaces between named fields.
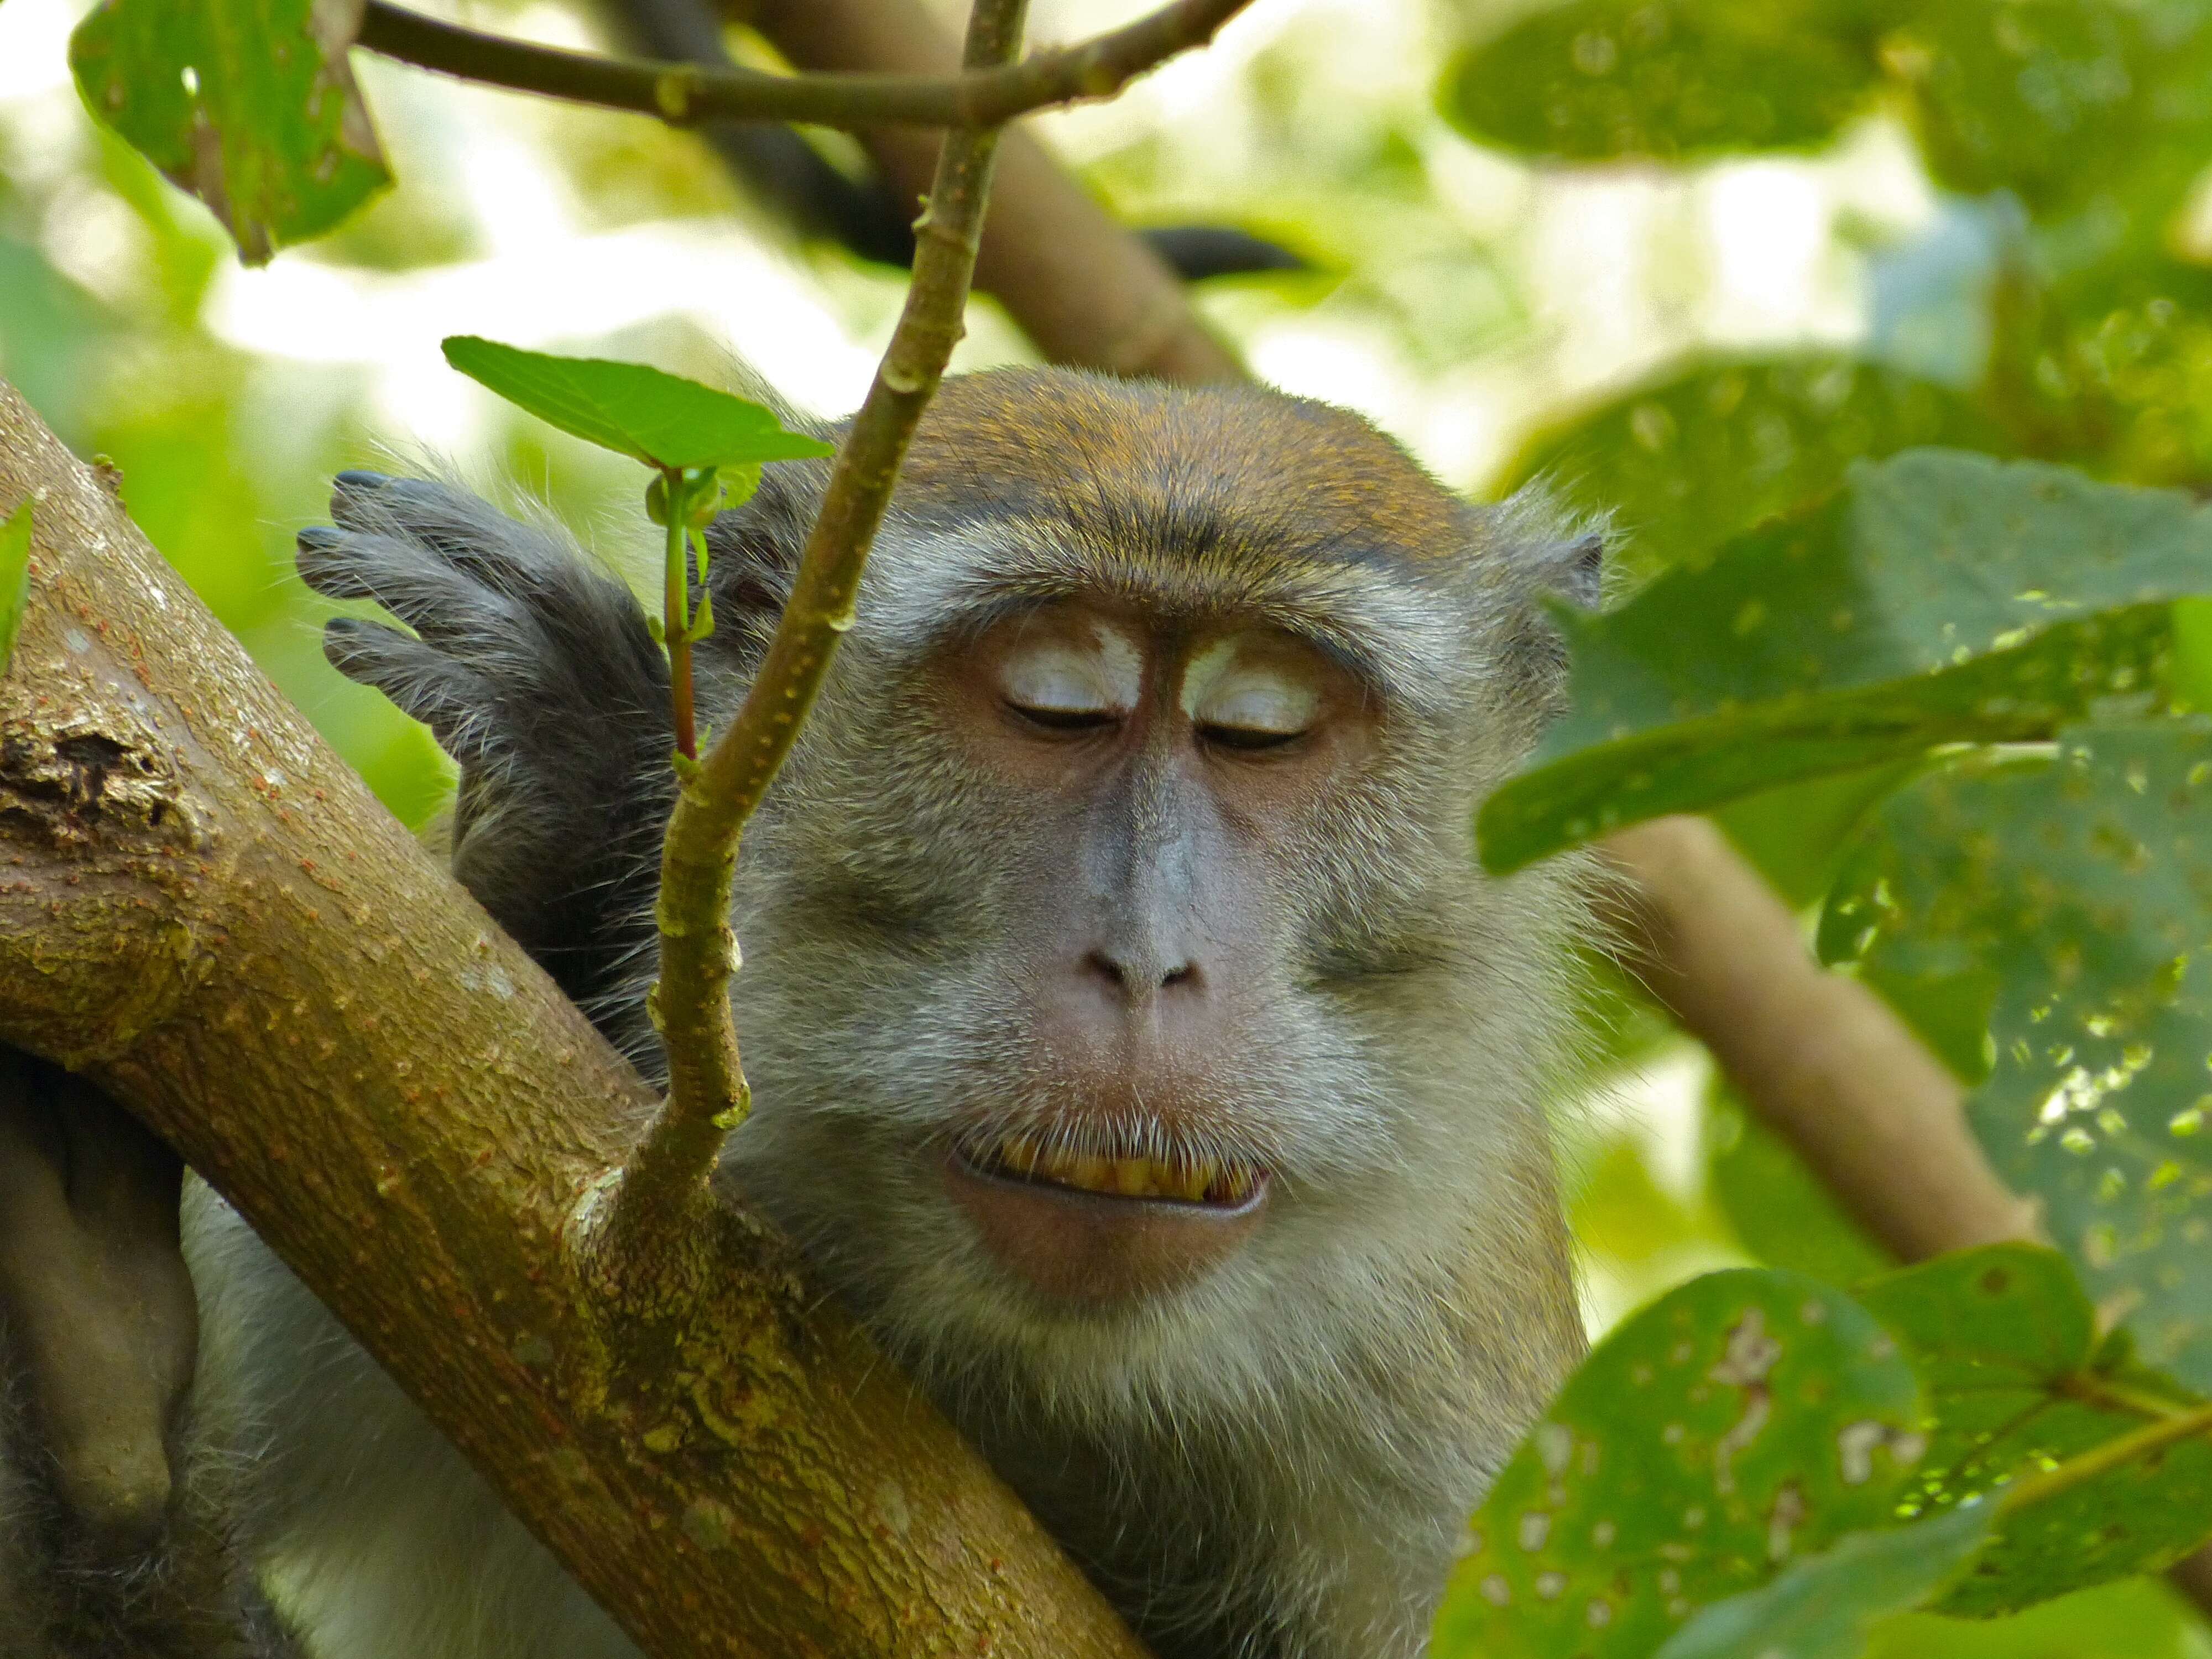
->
xmin=597 ymin=0 xmax=1030 ymax=1279
xmin=354 ymin=0 xmax=1248 ymax=133
xmin=661 ymin=485 xmax=697 ymax=762
xmin=2057 ymin=1370 xmax=2205 ymax=1421
xmin=1996 ymin=1400 xmax=2212 ymax=1517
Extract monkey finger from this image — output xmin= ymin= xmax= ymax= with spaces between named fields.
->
xmin=322 ymin=618 xmax=509 ymax=770
xmin=327 ymin=474 xmax=665 ymax=670
xmin=298 ymin=525 xmax=533 ymax=651
xmin=331 ymin=471 xmax=593 ymax=602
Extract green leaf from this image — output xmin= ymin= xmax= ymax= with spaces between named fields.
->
xmin=1432 ymin=1270 xmax=1925 ymax=1659
xmin=1894 ymin=0 xmax=2212 ymax=225
xmin=1438 ymin=0 xmax=1889 ymax=162
xmin=69 ymin=0 xmax=390 ymax=264
xmin=1654 ymin=1502 xmax=1994 ymax=1659
xmin=1705 ymin=1081 xmax=1890 ymax=1286
xmin=1855 ymin=1244 xmax=2212 ymax=1614
xmin=1502 ymin=358 xmax=2009 ymax=584
xmin=0 ymin=503 xmax=31 ymax=674
xmin=1826 ymin=725 xmax=2212 ymax=1398
xmin=441 ymin=338 xmax=834 ymax=473
xmin=1479 ymin=451 xmax=2212 ymax=872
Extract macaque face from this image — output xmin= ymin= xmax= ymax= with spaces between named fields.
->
xmin=925 ymin=599 xmax=1381 ymax=1305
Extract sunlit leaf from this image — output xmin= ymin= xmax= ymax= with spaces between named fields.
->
xmin=1827 ymin=726 xmax=2212 ymax=1396
xmin=1438 ymin=0 xmax=1888 ymax=161
xmin=69 ymin=0 xmax=389 ymax=264
xmin=441 ymin=337 xmax=834 ymax=474
xmin=1504 ymin=359 xmax=2007 ymax=582
xmin=1432 ymin=1270 xmax=1925 ymax=1659
xmin=1654 ymin=1502 xmax=1992 ymax=1659
xmin=1854 ymin=1243 xmax=2212 ymax=1613
xmin=1479 ymin=452 xmax=2212 ymax=871
xmin=0 ymin=504 xmax=31 ymax=674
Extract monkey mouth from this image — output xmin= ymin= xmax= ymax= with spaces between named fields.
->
xmin=942 ymin=1132 xmax=1270 ymax=1303
xmin=960 ymin=1132 xmax=1264 ymax=1206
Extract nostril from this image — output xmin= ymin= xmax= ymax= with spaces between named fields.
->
xmin=1083 ymin=950 xmax=1201 ymax=997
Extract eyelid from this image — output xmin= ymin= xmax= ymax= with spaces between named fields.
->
xmin=1182 ymin=640 xmax=1321 ymax=735
xmin=996 ymin=633 xmax=1141 ymax=714
xmin=1198 ymin=675 xmax=1319 ymax=734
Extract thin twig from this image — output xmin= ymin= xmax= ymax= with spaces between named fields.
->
xmin=356 ymin=0 xmax=1247 ymax=132
xmin=602 ymin=0 xmax=1030 ymax=1272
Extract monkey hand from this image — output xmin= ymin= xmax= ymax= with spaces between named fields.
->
xmin=0 ymin=1050 xmax=197 ymax=1553
xmin=295 ymin=474 xmax=676 ymax=1015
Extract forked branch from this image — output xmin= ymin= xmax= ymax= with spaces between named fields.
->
xmin=599 ymin=0 xmax=1030 ymax=1275
xmin=355 ymin=0 xmax=1253 ymax=131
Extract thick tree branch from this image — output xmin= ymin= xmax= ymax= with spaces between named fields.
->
xmin=0 ymin=377 xmax=1146 ymax=1659
xmin=607 ymin=0 xmax=1025 ymax=1272
xmin=1599 ymin=817 xmax=2039 ymax=1261
xmin=354 ymin=0 xmax=1252 ymax=132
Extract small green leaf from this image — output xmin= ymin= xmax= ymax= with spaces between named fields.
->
xmin=1705 ymin=1079 xmax=1889 ymax=1286
xmin=442 ymin=338 xmax=834 ymax=473
xmin=0 ymin=503 xmax=32 ymax=673
xmin=1479 ymin=452 xmax=2212 ymax=872
xmin=1654 ymin=1503 xmax=1994 ymax=1659
xmin=1432 ymin=1270 xmax=1925 ymax=1659
xmin=69 ymin=0 xmax=390 ymax=263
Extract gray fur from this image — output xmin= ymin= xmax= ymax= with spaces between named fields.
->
xmin=9 ymin=369 xmax=1596 ymax=1658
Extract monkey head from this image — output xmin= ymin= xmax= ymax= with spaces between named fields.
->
xmin=675 ymin=368 xmax=1600 ymax=1434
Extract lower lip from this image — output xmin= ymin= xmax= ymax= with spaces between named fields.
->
xmin=941 ymin=1150 xmax=1269 ymax=1305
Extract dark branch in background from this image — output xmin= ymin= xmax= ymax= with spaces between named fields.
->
xmin=737 ymin=0 xmax=1244 ymax=382
xmin=356 ymin=0 xmax=1254 ymax=132
xmin=600 ymin=0 xmax=1303 ymax=279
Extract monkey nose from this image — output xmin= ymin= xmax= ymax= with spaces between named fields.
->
xmin=1081 ymin=947 xmax=1201 ymax=1003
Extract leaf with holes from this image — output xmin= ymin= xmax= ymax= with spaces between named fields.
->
xmin=1430 ymin=1270 xmax=1926 ymax=1659
xmin=1655 ymin=1501 xmax=1994 ymax=1659
xmin=1893 ymin=0 xmax=2212 ymax=227
xmin=1438 ymin=0 xmax=1888 ymax=162
xmin=442 ymin=338 xmax=834 ymax=474
xmin=1824 ymin=723 xmax=2212 ymax=1378
xmin=1500 ymin=358 xmax=2008 ymax=585
xmin=70 ymin=0 xmax=389 ymax=263
xmin=1854 ymin=1243 xmax=2212 ymax=1614
xmin=0 ymin=503 xmax=29 ymax=675
xmin=1478 ymin=452 xmax=2212 ymax=873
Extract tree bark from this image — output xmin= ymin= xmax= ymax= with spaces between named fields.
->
xmin=0 ymin=379 xmax=1144 ymax=1659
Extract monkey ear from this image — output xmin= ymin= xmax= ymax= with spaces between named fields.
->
xmin=1541 ymin=531 xmax=1606 ymax=611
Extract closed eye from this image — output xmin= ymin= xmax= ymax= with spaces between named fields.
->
xmin=1009 ymin=702 xmax=1120 ymax=734
xmin=1198 ymin=722 xmax=1304 ymax=753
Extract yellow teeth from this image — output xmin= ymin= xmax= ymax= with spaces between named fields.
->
xmin=980 ymin=1135 xmax=1258 ymax=1204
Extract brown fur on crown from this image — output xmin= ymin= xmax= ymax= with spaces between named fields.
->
xmin=881 ymin=367 xmax=1471 ymax=568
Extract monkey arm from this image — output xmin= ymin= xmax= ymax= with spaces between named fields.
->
xmin=0 ymin=1052 xmax=301 ymax=1656
xmin=295 ymin=473 xmax=676 ymax=1061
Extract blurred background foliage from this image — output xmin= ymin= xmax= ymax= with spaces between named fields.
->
xmin=7 ymin=0 xmax=2212 ymax=1646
